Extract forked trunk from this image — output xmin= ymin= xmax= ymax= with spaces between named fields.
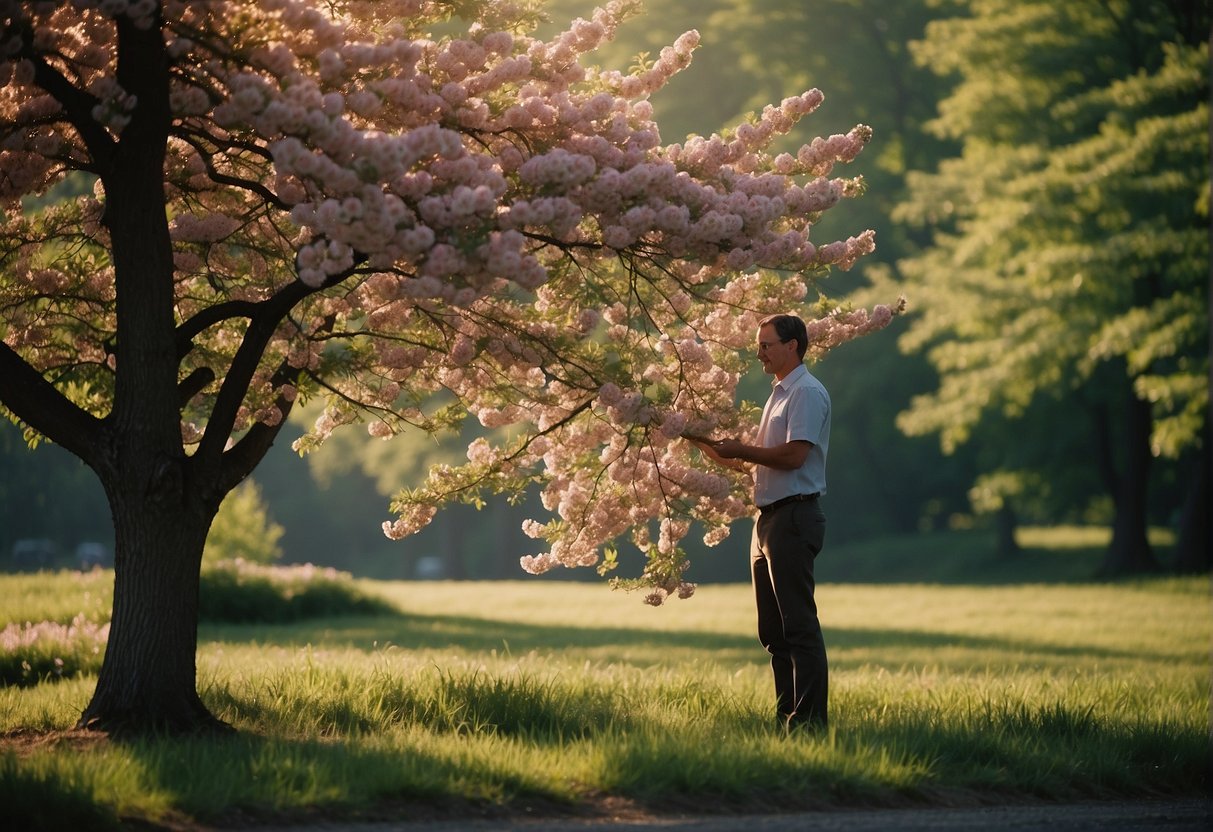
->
xmin=77 ymin=491 xmax=227 ymax=735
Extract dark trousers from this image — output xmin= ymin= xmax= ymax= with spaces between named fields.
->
xmin=751 ymin=498 xmax=828 ymax=728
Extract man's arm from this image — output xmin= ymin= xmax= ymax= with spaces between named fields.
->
xmin=711 ymin=438 xmax=811 ymax=471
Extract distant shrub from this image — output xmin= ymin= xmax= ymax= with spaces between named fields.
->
xmin=203 ymin=479 xmax=284 ymax=566
xmin=0 ymin=614 xmax=108 ymax=686
xmin=0 ymin=564 xmax=394 ymax=686
xmin=199 ymin=559 xmax=396 ymax=624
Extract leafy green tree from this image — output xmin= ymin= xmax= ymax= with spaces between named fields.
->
xmin=883 ymin=0 xmax=1210 ymax=573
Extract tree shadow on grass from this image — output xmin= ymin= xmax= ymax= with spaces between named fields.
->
xmin=1 ymin=728 xmax=598 ymax=831
xmin=201 ymin=609 xmax=1174 ymax=671
xmin=0 ymin=749 xmax=123 ymax=832
xmin=202 ymin=610 xmax=761 ymax=664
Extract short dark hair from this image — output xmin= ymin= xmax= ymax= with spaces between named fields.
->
xmin=759 ymin=314 xmax=808 ymax=360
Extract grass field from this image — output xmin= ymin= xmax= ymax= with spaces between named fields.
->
xmin=0 ymin=551 xmax=1209 ymax=829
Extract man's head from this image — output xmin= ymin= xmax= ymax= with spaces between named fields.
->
xmin=757 ymin=314 xmax=808 ymax=379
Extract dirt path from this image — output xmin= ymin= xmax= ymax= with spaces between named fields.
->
xmin=246 ymin=798 xmax=1209 ymax=832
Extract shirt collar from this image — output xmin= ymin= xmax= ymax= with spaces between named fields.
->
xmin=773 ymin=362 xmax=808 ymax=391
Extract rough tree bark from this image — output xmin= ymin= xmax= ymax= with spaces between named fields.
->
xmin=78 ymin=477 xmax=222 ymax=733
xmin=1095 ymin=388 xmax=1159 ymax=576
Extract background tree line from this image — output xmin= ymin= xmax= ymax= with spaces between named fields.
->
xmin=2 ymin=0 xmax=1207 ymax=580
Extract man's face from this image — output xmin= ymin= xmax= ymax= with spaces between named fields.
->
xmin=756 ymin=323 xmax=798 ymax=377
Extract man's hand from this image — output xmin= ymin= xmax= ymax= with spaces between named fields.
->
xmin=713 ymin=439 xmax=745 ymax=459
xmin=685 ymin=436 xmax=749 ymax=471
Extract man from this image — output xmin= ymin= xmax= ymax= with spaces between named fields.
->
xmin=691 ymin=313 xmax=830 ymax=732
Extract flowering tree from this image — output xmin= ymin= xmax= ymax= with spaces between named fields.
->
xmin=0 ymin=0 xmax=896 ymax=733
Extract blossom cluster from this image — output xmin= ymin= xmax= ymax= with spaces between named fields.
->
xmin=805 ymin=296 xmax=907 ymax=359
xmin=0 ymin=0 xmax=899 ymax=599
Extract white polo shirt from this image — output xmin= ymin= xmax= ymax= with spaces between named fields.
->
xmin=753 ymin=363 xmax=830 ymax=507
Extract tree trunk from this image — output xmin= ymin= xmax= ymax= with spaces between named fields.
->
xmin=994 ymin=503 xmax=1020 ymax=559
xmin=1173 ymin=441 xmax=1211 ymax=573
xmin=64 ymin=17 xmax=234 ymax=736
xmin=77 ymin=479 xmax=227 ymax=735
xmin=1098 ymin=391 xmax=1159 ymax=576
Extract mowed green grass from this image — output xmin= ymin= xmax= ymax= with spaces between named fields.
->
xmin=1 ymin=572 xmax=1209 ymax=828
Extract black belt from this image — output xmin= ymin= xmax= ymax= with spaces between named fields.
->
xmin=758 ymin=493 xmax=820 ymax=514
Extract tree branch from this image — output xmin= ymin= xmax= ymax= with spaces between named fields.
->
xmin=171 ymin=128 xmax=288 ymax=209
xmin=215 ymin=359 xmax=299 ymax=494
xmin=194 ymin=279 xmax=311 ymax=463
xmin=178 ymin=366 xmax=215 ymax=407
xmin=17 ymin=44 xmax=115 ymax=171
xmin=0 ymin=341 xmax=103 ymax=466
xmin=177 ymin=299 xmax=259 ymax=357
